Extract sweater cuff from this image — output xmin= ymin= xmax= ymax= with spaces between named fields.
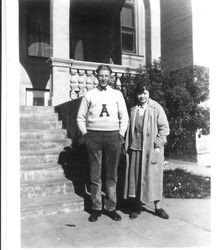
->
xmin=119 ymin=130 xmax=126 ymax=138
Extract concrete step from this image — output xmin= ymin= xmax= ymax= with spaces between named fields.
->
xmin=20 ymin=106 xmax=55 ymax=114
xmin=20 ymin=138 xmax=71 ymax=151
xmin=20 ymin=105 xmax=85 ymax=217
xmin=20 ymin=149 xmax=61 ymax=165
xmin=20 ymin=163 xmax=65 ymax=181
xmin=20 ymin=113 xmax=59 ymax=121
xmin=21 ymin=193 xmax=84 ymax=219
xmin=21 ymin=177 xmax=75 ymax=199
xmin=21 ymin=162 xmax=89 ymax=183
xmin=20 ymin=129 xmax=68 ymax=140
xmin=20 ymin=120 xmax=63 ymax=130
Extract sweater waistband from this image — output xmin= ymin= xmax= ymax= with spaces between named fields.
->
xmin=87 ymin=130 xmax=119 ymax=133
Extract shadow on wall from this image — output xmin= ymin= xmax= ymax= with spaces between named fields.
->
xmin=55 ymin=98 xmax=91 ymax=212
xmin=55 ymin=98 xmax=83 ymax=141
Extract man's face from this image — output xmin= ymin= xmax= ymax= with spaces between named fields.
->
xmin=97 ymin=70 xmax=111 ymax=88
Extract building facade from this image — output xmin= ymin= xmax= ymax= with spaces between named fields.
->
xmin=19 ymin=0 xmax=162 ymax=106
xmin=19 ymin=0 xmax=208 ymax=106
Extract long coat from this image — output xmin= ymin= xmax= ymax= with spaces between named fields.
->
xmin=123 ymin=99 xmax=169 ymax=203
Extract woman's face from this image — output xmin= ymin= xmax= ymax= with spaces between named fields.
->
xmin=137 ymin=89 xmax=149 ymax=105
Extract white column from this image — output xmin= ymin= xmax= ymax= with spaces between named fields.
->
xmin=50 ymin=0 xmax=70 ymax=57
xmin=50 ymin=0 xmax=71 ymax=105
xmin=136 ymin=0 xmax=146 ymax=59
xmin=149 ymin=0 xmax=161 ymax=61
xmin=50 ymin=58 xmax=73 ymax=106
xmin=192 ymin=0 xmax=210 ymax=67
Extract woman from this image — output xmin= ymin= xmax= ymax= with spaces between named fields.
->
xmin=123 ymin=82 xmax=170 ymax=219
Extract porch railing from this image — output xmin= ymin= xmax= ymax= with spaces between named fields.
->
xmin=49 ymin=57 xmax=139 ymax=105
xmin=70 ymin=60 xmax=138 ymax=99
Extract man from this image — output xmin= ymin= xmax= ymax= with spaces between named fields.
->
xmin=77 ymin=65 xmax=129 ymax=222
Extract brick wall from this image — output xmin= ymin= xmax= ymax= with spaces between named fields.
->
xmin=161 ymin=0 xmax=193 ymax=70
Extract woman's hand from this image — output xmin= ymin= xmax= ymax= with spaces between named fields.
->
xmin=151 ymin=147 xmax=161 ymax=164
xmin=154 ymin=147 xmax=160 ymax=152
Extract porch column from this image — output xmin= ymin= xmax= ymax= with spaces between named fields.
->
xmin=143 ymin=0 xmax=151 ymax=64
xmin=50 ymin=0 xmax=71 ymax=105
xmin=149 ymin=0 xmax=161 ymax=61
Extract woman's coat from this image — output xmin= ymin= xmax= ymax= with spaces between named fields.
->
xmin=123 ymin=99 xmax=170 ymax=203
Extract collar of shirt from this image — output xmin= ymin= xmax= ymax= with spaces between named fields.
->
xmin=137 ymin=102 xmax=148 ymax=115
xmin=138 ymin=102 xmax=148 ymax=110
xmin=97 ymin=85 xmax=111 ymax=91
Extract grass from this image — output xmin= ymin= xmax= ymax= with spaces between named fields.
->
xmin=163 ymin=168 xmax=211 ymax=199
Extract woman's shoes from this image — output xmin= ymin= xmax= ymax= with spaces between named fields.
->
xmin=129 ymin=210 xmax=141 ymax=219
xmin=155 ymin=208 xmax=169 ymax=219
xmin=129 ymin=204 xmax=141 ymax=219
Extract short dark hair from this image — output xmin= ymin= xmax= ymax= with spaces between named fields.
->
xmin=96 ymin=64 xmax=112 ymax=75
xmin=134 ymin=82 xmax=150 ymax=95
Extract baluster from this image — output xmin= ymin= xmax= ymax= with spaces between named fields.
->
xmin=86 ymin=70 xmax=94 ymax=91
xmin=115 ymin=73 xmax=122 ymax=91
xmin=92 ymin=70 xmax=98 ymax=87
xmin=78 ymin=69 xmax=87 ymax=91
xmin=78 ymin=88 xmax=87 ymax=98
xmin=109 ymin=74 xmax=116 ymax=89
xmin=70 ymin=68 xmax=79 ymax=99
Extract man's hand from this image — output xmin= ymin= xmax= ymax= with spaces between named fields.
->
xmin=119 ymin=134 xmax=125 ymax=144
xmin=79 ymin=133 xmax=87 ymax=145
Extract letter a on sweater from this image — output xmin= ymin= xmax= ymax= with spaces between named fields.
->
xmin=99 ymin=104 xmax=110 ymax=117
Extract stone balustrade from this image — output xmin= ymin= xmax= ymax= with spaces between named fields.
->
xmin=48 ymin=57 xmax=138 ymax=105
xmin=70 ymin=60 xmax=138 ymax=99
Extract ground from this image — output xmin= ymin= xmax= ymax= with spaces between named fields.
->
xmin=21 ymin=198 xmax=210 ymax=248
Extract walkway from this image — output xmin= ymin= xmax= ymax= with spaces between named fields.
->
xmin=21 ymin=198 xmax=210 ymax=248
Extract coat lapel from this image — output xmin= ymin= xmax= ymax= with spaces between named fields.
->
xmin=130 ymin=106 xmax=138 ymax=139
xmin=142 ymin=102 xmax=150 ymax=137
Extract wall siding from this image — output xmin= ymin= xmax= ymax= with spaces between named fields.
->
xmin=161 ymin=0 xmax=193 ymax=70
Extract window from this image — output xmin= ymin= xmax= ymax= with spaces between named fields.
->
xmin=121 ymin=5 xmax=135 ymax=53
xmin=26 ymin=89 xmax=50 ymax=106
xmin=27 ymin=7 xmax=51 ymax=57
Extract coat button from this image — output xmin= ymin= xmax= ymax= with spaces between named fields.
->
xmin=146 ymin=133 xmax=150 ymax=137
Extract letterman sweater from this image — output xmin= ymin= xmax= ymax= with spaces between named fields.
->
xmin=77 ymin=86 xmax=129 ymax=136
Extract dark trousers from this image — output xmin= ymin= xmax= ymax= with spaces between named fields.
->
xmin=85 ymin=130 xmax=122 ymax=211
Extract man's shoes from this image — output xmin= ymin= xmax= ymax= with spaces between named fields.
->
xmin=88 ymin=210 xmax=102 ymax=222
xmin=106 ymin=210 xmax=121 ymax=221
xmin=155 ymin=208 xmax=169 ymax=219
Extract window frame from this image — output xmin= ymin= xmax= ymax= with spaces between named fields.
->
xmin=121 ymin=3 xmax=136 ymax=54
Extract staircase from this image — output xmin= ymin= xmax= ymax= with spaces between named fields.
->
xmin=20 ymin=106 xmax=84 ymax=219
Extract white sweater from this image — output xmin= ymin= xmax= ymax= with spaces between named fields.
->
xmin=77 ymin=86 xmax=129 ymax=136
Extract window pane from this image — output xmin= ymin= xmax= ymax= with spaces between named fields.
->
xmin=122 ymin=30 xmax=134 ymax=52
xmin=28 ymin=32 xmax=50 ymax=57
xmin=27 ymin=7 xmax=50 ymax=57
xmin=121 ymin=6 xmax=134 ymax=28
xmin=28 ymin=8 xmax=49 ymax=32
